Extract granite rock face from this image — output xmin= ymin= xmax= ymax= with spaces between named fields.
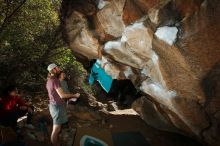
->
xmin=61 ymin=0 xmax=220 ymax=145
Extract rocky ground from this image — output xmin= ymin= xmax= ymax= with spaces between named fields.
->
xmin=13 ymin=90 xmax=204 ymax=146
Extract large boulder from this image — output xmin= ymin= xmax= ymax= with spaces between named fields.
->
xmin=96 ymin=0 xmax=126 ymax=38
xmin=61 ymin=0 xmax=220 ymax=145
xmin=64 ymin=11 xmax=100 ymax=59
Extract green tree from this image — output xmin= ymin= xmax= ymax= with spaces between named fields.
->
xmin=0 ymin=0 xmax=86 ymax=92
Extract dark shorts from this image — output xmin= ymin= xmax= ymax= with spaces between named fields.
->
xmin=49 ymin=104 xmax=68 ymax=125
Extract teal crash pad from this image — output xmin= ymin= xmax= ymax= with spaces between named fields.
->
xmin=80 ymin=135 xmax=108 ymax=146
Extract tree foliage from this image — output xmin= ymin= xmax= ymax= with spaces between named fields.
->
xmin=0 ymin=0 xmax=86 ymax=92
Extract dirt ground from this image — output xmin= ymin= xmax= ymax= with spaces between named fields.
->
xmin=13 ymin=91 xmax=204 ymax=146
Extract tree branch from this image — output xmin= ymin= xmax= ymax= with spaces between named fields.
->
xmin=36 ymin=26 xmax=64 ymax=64
xmin=0 ymin=0 xmax=27 ymax=34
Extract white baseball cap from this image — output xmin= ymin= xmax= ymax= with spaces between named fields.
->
xmin=47 ymin=63 xmax=58 ymax=72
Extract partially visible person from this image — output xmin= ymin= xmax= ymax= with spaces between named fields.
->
xmin=58 ymin=72 xmax=77 ymax=105
xmin=0 ymin=85 xmax=34 ymax=129
xmin=58 ymin=72 xmax=70 ymax=94
xmin=46 ymin=63 xmax=80 ymax=146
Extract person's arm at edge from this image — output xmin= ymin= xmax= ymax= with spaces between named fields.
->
xmin=56 ymin=87 xmax=80 ymax=99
